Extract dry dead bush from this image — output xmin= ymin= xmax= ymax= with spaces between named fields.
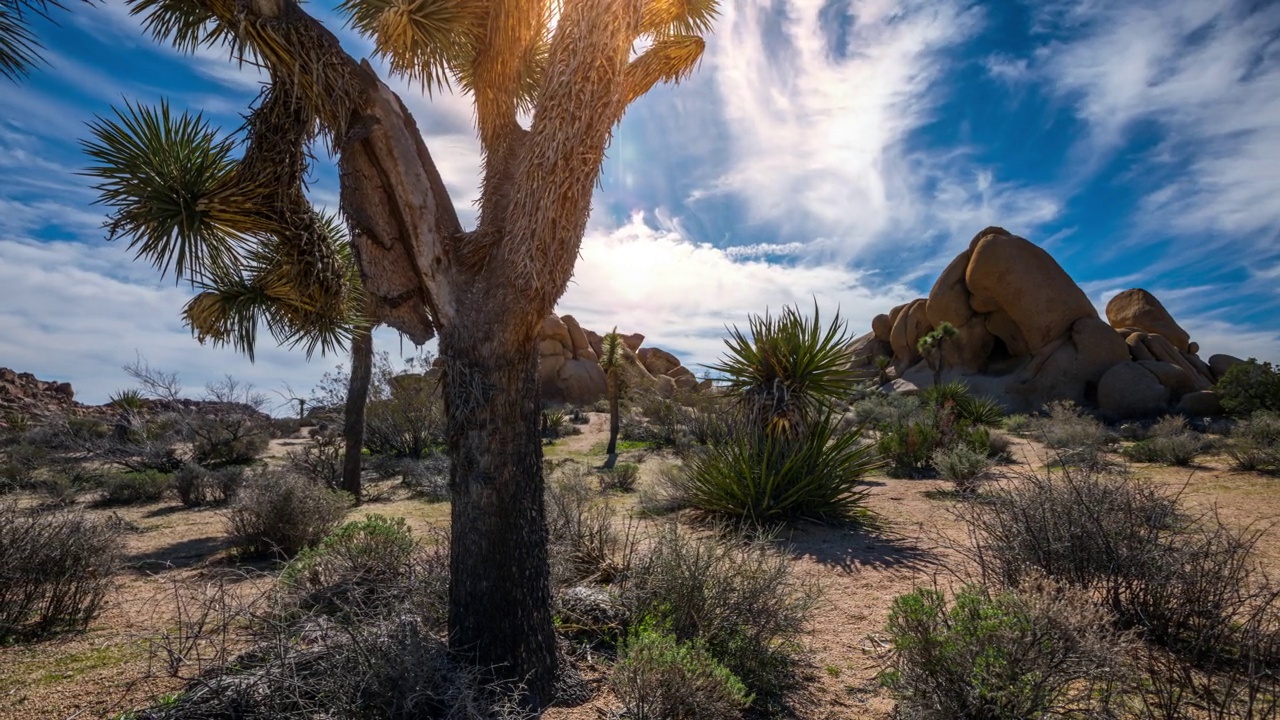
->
xmin=0 ymin=502 xmax=121 ymax=639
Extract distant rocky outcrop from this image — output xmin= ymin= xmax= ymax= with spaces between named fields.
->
xmin=852 ymin=227 xmax=1234 ymax=418
xmin=537 ymin=314 xmax=703 ymax=406
xmin=0 ymin=367 xmax=76 ymax=421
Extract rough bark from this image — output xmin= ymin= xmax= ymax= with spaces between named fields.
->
xmin=341 ymin=323 xmax=374 ymax=501
xmin=441 ymin=319 xmax=556 ymax=707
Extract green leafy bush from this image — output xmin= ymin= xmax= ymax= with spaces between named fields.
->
xmin=621 ymin=524 xmax=817 ymax=697
xmin=225 ymin=470 xmax=350 ymax=559
xmin=609 ymin=625 xmax=751 ymax=720
xmin=884 ymin=584 xmax=1122 ymax=720
xmin=100 ymin=469 xmax=171 ymax=505
xmin=673 ymin=412 xmax=880 ymax=523
xmin=172 ymin=463 xmax=242 ymax=506
xmin=1226 ymin=411 xmax=1280 ymax=473
xmin=0 ymin=503 xmax=121 ymax=639
xmin=1216 ymin=359 xmax=1280 ymax=416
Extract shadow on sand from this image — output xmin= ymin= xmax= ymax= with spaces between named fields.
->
xmin=775 ymin=521 xmax=939 ymax=574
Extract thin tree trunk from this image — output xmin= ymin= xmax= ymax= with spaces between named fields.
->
xmin=604 ymin=380 xmax=620 ymax=469
xmin=441 ymin=326 xmax=556 ymax=707
xmin=342 ymin=323 xmax=374 ymax=502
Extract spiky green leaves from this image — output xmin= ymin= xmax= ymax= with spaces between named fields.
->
xmin=639 ymin=0 xmax=719 ymax=39
xmin=624 ymin=34 xmax=704 ymax=104
xmin=709 ymin=303 xmax=856 ymax=438
xmin=82 ymin=100 xmax=244 ymax=281
xmin=338 ymin=0 xmax=485 ymax=92
xmin=0 ymin=0 xmax=92 ymax=80
xmin=83 ymin=100 xmax=364 ymax=360
xmin=127 ymin=0 xmax=233 ymax=55
xmin=600 ymin=327 xmax=624 ymax=372
xmin=184 ymin=215 xmax=366 ymax=360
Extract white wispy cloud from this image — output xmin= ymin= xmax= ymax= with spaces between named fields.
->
xmin=702 ymin=0 xmax=1061 ymax=259
xmin=1038 ymin=0 xmax=1280 ymax=243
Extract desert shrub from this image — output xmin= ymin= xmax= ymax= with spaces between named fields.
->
xmin=1002 ymin=413 xmax=1035 ymax=434
xmin=173 ymin=463 xmax=214 ymax=507
xmin=1226 ymin=411 xmax=1280 ymax=473
xmin=609 ymin=625 xmax=751 ymax=720
xmin=286 ymin=427 xmax=344 ymax=487
xmin=100 ymin=469 xmax=171 ymax=505
xmin=545 ymin=467 xmax=627 ymax=585
xmin=173 ymin=463 xmax=244 ymax=506
xmin=931 ymin=444 xmax=992 ymax=494
xmin=1034 ymin=401 xmax=1115 ymax=468
xmin=1124 ymin=435 xmax=1203 ymax=466
xmin=0 ymin=503 xmax=121 ymax=638
xmin=281 ymin=515 xmax=420 ymax=617
xmin=540 ymin=408 xmax=580 ymax=440
xmin=142 ymin=599 xmax=525 ymax=720
xmin=269 ymin=417 xmax=302 ymax=438
xmin=225 ymin=470 xmax=350 ymax=559
xmin=0 ymin=442 xmax=51 ymax=492
xmin=621 ymin=524 xmax=818 ymax=697
xmin=878 ymin=420 xmax=942 ymax=478
xmin=673 ymin=412 xmax=880 ymax=523
xmin=599 ymin=462 xmax=640 ymax=492
xmin=851 ymin=393 xmax=925 ymax=430
xmin=1216 ymin=358 xmax=1280 ymax=416
xmin=187 ymin=413 xmax=270 ymax=468
xmin=985 ymin=430 xmax=1012 ymax=459
xmin=953 ymin=464 xmax=1280 ymax=668
xmin=567 ymin=407 xmax=589 ymax=425
xmin=399 ymin=455 xmax=451 ymax=501
xmin=883 ymin=582 xmax=1124 ymax=720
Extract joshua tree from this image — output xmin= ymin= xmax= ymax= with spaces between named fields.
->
xmin=50 ymin=0 xmax=722 ymax=705
xmin=600 ymin=327 xmax=625 ymax=465
xmin=874 ymin=354 xmax=892 ymax=386
xmin=917 ymin=322 xmax=958 ymax=389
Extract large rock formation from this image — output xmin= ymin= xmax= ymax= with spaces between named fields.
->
xmin=536 ymin=314 xmax=701 ymax=406
xmin=0 ymin=367 xmax=75 ymax=422
xmin=851 ymin=227 xmax=1228 ymax=417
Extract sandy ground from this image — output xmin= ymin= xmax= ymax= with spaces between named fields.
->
xmin=2 ymin=416 xmax=1278 ymax=720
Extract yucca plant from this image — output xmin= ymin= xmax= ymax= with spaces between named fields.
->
xmin=675 ymin=412 xmax=880 ymax=524
xmin=708 ymin=302 xmax=856 ymax=438
xmin=35 ymin=0 xmax=727 ymax=702
xmin=108 ymin=388 xmax=147 ymax=412
xmin=685 ymin=303 xmax=881 ymax=523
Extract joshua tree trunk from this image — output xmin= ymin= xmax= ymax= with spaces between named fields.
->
xmin=603 ymin=380 xmax=621 ymax=469
xmin=341 ymin=322 xmax=374 ymax=501
xmin=440 ymin=319 xmax=556 ymax=705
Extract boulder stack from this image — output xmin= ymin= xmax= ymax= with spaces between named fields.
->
xmin=536 ymin=314 xmax=701 ymax=406
xmin=852 ymin=227 xmax=1233 ymax=418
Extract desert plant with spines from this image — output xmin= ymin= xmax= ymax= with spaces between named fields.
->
xmin=917 ymin=321 xmax=957 ymax=388
xmin=600 ymin=327 xmax=626 ymax=465
xmin=53 ymin=0 xmax=725 ymax=703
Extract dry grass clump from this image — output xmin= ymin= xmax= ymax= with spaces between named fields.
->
xmin=545 ymin=464 xmax=632 ymax=586
xmin=1033 ymin=400 xmax=1116 ymax=469
xmin=0 ymin=502 xmax=122 ymax=639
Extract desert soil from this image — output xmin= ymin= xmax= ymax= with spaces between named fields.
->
xmin=2 ymin=414 xmax=1277 ymax=720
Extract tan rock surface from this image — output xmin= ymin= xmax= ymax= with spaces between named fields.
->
xmin=1106 ymin=289 xmax=1191 ymax=352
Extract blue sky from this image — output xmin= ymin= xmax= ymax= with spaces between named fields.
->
xmin=2 ymin=0 xmax=1279 ymax=407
